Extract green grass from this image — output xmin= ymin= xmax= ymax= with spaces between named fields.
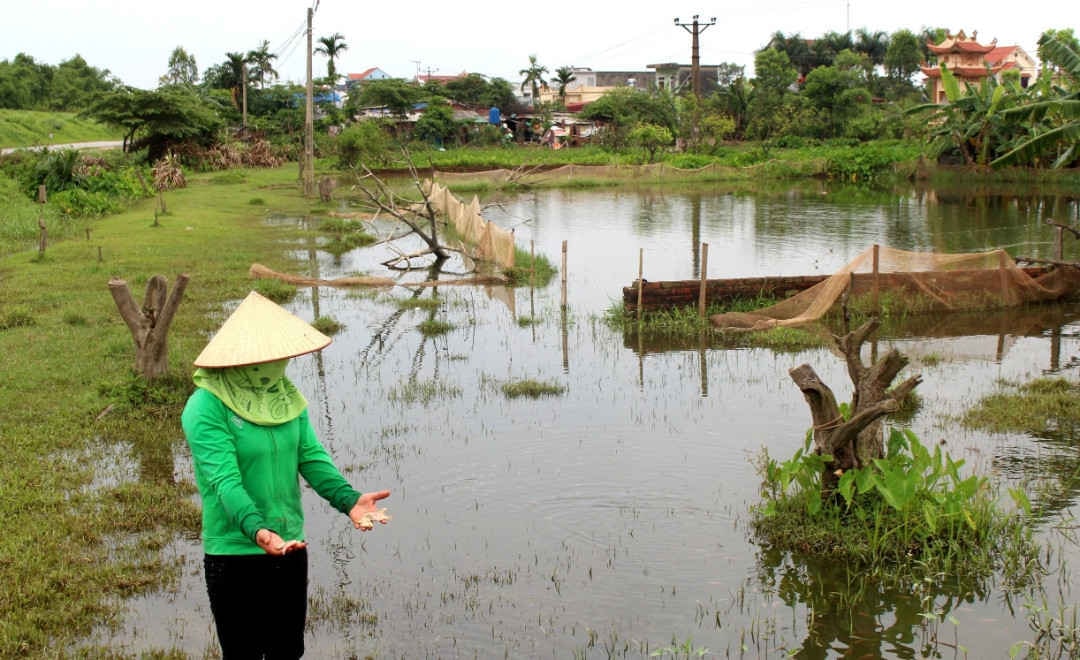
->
xmin=501 ymin=378 xmax=566 ymax=399
xmin=0 ymin=163 xmax=327 ymax=656
xmin=0 ymin=109 xmax=121 ymax=149
xmin=311 ymin=315 xmax=344 ymax=335
xmin=387 ymin=379 xmax=462 ymax=405
xmin=417 ymin=318 xmax=454 ymax=336
xmin=963 ymin=377 xmax=1080 ymax=437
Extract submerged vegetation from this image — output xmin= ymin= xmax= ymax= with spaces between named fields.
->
xmin=501 ymin=378 xmax=567 ymax=399
xmin=963 ymin=377 xmax=1080 ymax=438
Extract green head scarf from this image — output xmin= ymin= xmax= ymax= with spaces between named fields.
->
xmin=193 ymin=359 xmax=307 ymax=425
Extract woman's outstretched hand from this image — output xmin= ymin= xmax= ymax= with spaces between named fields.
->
xmin=349 ymin=490 xmax=392 ymax=531
xmin=255 ymin=528 xmax=307 ymax=556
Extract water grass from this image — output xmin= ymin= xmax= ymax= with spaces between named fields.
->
xmin=395 ymin=297 xmax=442 ymax=311
xmin=417 ymin=319 xmax=454 ymax=336
xmin=503 ymin=247 xmax=557 ymax=287
xmin=387 ymin=379 xmax=462 ymax=405
xmin=501 ymin=378 xmax=566 ymax=399
xmin=962 ymin=377 xmax=1080 ymax=437
xmin=311 ymin=315 xmax=344 ymax=335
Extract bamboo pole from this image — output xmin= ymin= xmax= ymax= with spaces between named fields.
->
xmin=636 ymin=248 xmax=644 ymax=325
xmin=698 ymin=242 xmax=709 ymax=318
xmin=999 ymin=249 xmax=1009 ymax=304
xmin=560 ymin=240 xmax=568 ymax=309
xmin=1056 ymin=225 xmax=1064 ymax=262
xmin=872 ymin=243 xmax=880 ymax=316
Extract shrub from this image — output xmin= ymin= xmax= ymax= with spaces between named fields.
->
xmin=336 ymin=120 xmax=396 ymax=169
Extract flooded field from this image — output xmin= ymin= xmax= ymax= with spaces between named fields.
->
xmin=93 ymin=182 xmax=1080 ymax=657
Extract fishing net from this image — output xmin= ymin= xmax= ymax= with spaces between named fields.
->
xmin=423 ymin=181 xmax=516 ymax=269
xmin=710 ymin=246 xmax=1080 ymax=331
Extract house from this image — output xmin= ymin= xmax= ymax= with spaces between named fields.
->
xmin=415 ymin=71 xmax=469 ymax=85
xmin=537 ymin=67 xmax=656 ymax=110
xmin=646 ymin=63 xmax=726 ymax=95
xmin=920 ymin=30 xmax=1036 ymax=103
xmin=345 ymin=67 xmax=393 ymax=91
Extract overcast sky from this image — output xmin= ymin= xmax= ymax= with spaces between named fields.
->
xmin=5 ymin=0 xmax=1061 ymax=89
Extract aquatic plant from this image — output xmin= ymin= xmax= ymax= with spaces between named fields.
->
xmin=752 ymin=427 xmax=1041 ymax=586
xmin=501 ymin=378 xmax=566 ymax=399
xmin=504 ymin=247 xmax=557 ymax=287
xmin=311 ymin=315 xmax=343 ymax=335
xmin=417 ymin=319 xmax=454 ymax=336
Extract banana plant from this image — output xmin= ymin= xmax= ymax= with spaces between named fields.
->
xmin=992 ymin=32 xmax=1080 ymax=167
xmin=906 ymin=62 xmax=1029 ymax=166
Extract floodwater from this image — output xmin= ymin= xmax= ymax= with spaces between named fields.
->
xmin=92 ymin=181 xmax=1080 ymax=658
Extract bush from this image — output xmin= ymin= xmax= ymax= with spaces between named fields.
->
xmin=336 ymin=120 xmax=395 ymax=169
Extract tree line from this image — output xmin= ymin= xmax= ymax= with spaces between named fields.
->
xmin=5 ymin=25 xmax=1078 ymax=171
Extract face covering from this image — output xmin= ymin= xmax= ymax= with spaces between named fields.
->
xmin=193 ymin=359 xmax=307 ymax=425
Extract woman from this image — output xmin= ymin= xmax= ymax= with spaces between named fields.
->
xmin=182 ymin=291 xmax=390 ymax=658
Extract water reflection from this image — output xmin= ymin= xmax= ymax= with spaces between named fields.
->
xmin=756 ymin=548 xmax=990 ymax=659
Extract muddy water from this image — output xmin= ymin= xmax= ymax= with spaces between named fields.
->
xmin=94 ymin=182 xmax=1080 ymax=657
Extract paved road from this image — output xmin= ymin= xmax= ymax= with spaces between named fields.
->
xmin=1 ymin=140 xmax=123 ymax=155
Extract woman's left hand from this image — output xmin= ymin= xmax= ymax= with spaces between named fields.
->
xmin=349 ymin=490 xmax=391 ymax=530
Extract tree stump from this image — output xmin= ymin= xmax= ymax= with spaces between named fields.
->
xmin=789 ymin=318 xmax=921 ymax=495
xmin=108 ymin=274 xmax=190 ymax=380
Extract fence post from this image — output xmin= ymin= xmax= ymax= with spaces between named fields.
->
xmin=698 ymin=242 xmax=709 ymax=319
xmin=560 ymin=240 xmax=568 ymax=310
xmin=872 ymin=244 xmax=880 ymax=316
xmin=636 ymin=248 xmax=644 ymax=325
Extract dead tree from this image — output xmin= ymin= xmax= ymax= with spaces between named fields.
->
xmin=348 ymin=150 xmax=469 ymax=274
xmin=789 ymin=318 xmax=922 ymax=496
xmin=108 ymin=273 xmax=189 ymax=380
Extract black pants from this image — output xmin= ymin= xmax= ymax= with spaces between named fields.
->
xmin=204 ymin=549 xmax=308 ymax=659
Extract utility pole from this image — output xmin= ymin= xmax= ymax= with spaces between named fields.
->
xmin=673 ymin=14 xmax=716 ymax=98
xmin=303 ymin=6 xmax=315 ymax=197
xmin=241 ymin=61 xmax=248 ymax=133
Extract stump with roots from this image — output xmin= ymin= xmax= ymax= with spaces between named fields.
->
xmin=108 ymin=273 xmax=189 ymax=380
xmin=788 ymin=318 xmax=922 ymax=496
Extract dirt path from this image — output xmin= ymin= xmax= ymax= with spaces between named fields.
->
xmin=0 ymin=140 xmax=122 ymax=155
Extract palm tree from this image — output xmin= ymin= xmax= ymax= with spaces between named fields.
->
xmin=766 ymin=31 xmax=814 ymax=77
xmin=247 ymin=40 xmax=278 ymax=89
xmin=224 ymin=51 xmax=248 ymax=108
xmin=519 ymin=55 xmax=548 ymax=108
xmin=854 ymin=29 xmax=889 ymax=67
xmin=315 ymin=33 xmax=347 ymax=83
xmin=554 ymin=66 xmax=576 ymax=104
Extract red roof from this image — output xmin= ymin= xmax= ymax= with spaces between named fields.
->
xmin=927 ymin=40 xmax=996 ymax=55
xmin=920 ymin=63 xmax=1009 ymax=78
xmin=985 ymin=46 xmax=1018 ymax=65
xmin=348 ymin=68 xmax=378 ymax=81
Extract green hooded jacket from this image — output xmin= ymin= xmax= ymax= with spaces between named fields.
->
xmin=182 ymin=387 xmax=361 ymax=555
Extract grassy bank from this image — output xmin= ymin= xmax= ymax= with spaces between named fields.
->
xmin=0 ymin=109 xmax=121 ymax=149
xmin=0 ymin=164 xmax=320 ymax=656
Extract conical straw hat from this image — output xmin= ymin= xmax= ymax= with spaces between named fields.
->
xmin=193 ymin=291 xmax=331 ymax=368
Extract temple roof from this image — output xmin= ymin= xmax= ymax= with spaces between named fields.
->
xmin=926 ymin=30 xmax=997 ymax=55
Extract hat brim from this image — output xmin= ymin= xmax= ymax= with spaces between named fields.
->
xmin=193 ymin=291 xmax=332 ymax=368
